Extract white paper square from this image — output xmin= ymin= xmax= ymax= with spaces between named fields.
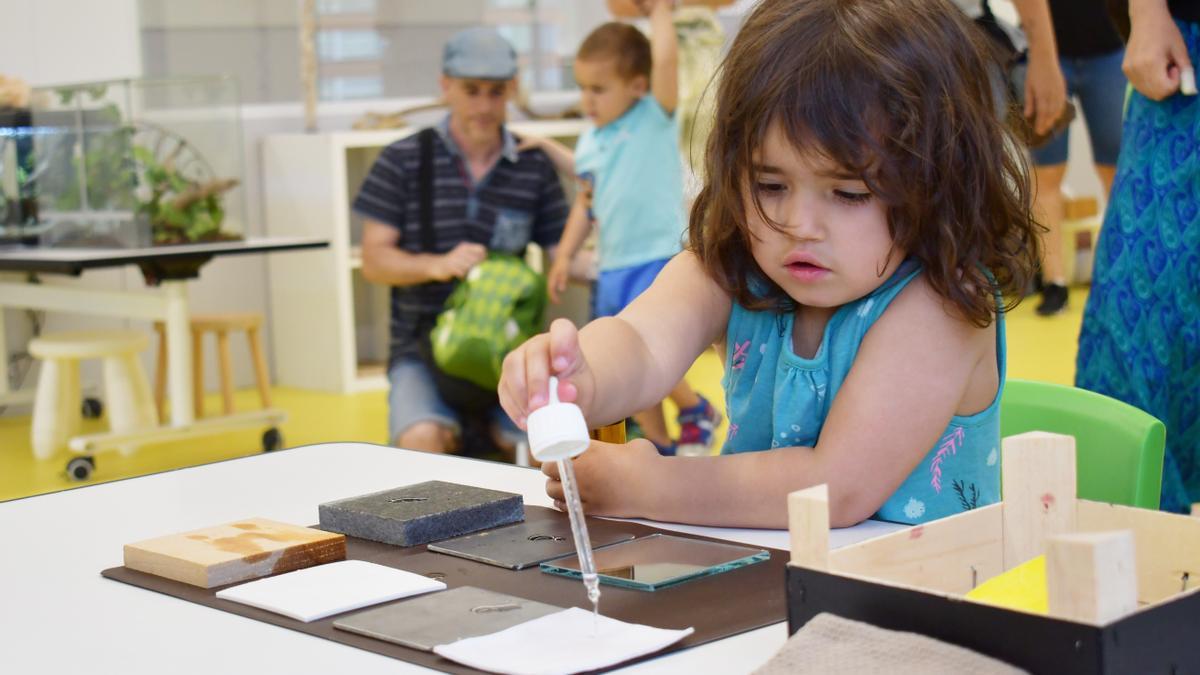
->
xmin=433 ymin=606 xmax=694 ymax=675
xmin=215 ymin=560 xmax=445 ymax=622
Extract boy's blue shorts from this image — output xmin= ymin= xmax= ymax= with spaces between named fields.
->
xmin=593 ymin=256 xmax=672 ymax=318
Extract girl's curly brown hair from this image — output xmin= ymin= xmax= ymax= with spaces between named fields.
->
xmin=688 ymin=0 xmax=1041 ymax=327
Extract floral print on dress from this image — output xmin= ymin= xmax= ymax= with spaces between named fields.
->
xmin=930 ymin=426 xmax=964 ymax=494
xmin=731 ymin=340 xmax=751 ymax=370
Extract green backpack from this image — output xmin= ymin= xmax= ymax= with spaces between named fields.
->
xmin=430 ymin=252 xmax=547 ymax=391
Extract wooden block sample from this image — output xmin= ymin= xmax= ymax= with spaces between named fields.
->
xmin=124 ymin=517 xmax=346 ymax=588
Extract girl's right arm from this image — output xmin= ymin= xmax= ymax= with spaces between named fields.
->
xmin=500 ymin=251 xmax=730 ymax=429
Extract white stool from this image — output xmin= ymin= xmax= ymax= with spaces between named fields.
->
xmin=29 ymin=330 xmax=159 ymax=460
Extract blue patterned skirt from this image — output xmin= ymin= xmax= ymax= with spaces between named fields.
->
xmin=1076 ymin=21 xmax=1200 ymax=513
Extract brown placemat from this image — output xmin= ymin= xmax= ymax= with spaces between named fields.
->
xmin=102 ymin=506 xmax=787 ymax=674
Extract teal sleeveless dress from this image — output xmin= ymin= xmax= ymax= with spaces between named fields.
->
xmin=721 ymin=260 xmax=1005 ymax=524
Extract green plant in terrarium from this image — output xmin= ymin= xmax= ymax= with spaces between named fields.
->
xmin=133 ymin=143 xmax=238 ymax=245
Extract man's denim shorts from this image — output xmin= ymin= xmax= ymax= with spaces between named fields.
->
xmin=387 ymin=357 xmax=522 ymax=446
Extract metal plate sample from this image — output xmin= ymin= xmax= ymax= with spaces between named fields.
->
xmin=333 ymin=586 xmax=562 ymax=651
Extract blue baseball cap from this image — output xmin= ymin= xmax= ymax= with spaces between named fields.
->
xmin=443 ymin=27 xmax=518 ymax=80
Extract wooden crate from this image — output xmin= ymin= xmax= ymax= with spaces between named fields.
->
xmin=786 ymin=432 xmax=1200 ymax=674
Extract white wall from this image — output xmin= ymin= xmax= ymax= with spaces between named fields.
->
xmin=0 ymin=0 xmax=142 ymax=86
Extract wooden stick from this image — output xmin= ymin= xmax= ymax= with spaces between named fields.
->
xmin=1046 ymin=530 xmax=1138 ymax=625
xmin=1002 ymin=432 xmax=1077 ymax=569
xmin=247 ymin=326 xmax=272 ymax=409
xmin=153 ymin=322 xmax=167 ymax=421
xmin=788 ymin=484 xmax=830 ymax=570
xmin=216 ymin=330 xmax=234 ymax=415
xmin=191 ymin=327 xmax=205 ymax=419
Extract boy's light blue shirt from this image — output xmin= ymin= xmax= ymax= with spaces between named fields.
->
xmin=573 ymin=95 xmax=686 ymax=271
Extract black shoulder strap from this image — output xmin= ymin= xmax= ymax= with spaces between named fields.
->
xmin=417 ymin=127 xmax=437 ymax=252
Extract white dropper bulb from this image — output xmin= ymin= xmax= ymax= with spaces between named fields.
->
xmin=527 ymin=376 xmax=590 ymax=462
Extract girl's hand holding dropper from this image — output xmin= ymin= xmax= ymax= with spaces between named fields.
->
xmin=502 ymin=316 xmax=669 ymax=518
xmin=499 ymin=318 xmax=596 ymax=430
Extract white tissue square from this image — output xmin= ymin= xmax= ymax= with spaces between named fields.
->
xmin=215 ymin=559 xmax=445 ymax=622
xmin=433 ymin=606 xmax=694 ymax=675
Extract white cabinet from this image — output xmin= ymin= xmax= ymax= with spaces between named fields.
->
xmin=262 ymin=121 xmax=586 ymax=393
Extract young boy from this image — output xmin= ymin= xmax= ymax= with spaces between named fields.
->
xmin=546 ymin=0 xmax=719 ymax=455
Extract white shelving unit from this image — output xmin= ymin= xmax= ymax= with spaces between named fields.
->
xmin=262 ymin=120 xmax=587 ymax=393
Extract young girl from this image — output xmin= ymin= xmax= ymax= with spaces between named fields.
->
xmin=499 ymin=0 xmax=1040 ymax=528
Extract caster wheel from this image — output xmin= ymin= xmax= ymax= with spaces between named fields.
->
xmin=81 ymin=397 xmax=103 ymax=419
xmin=66 ymin=456 xmax=95 ymax=481
xmin=262 ymin=428 xmax=284 ymax=453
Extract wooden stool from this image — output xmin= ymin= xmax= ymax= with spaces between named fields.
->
xmin=28 ymin=330 xmax=158 ymax=460
xmin=154 ymin=313 xmax=272 ymax=420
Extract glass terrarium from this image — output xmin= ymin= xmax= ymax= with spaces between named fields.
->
xmin=0 ymin=76 xmax=245 ymax=248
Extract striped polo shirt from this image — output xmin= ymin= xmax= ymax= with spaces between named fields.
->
xmin=352 ymin=116 xmax=569 ymax=364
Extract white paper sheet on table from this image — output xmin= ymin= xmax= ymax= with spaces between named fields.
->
xmin=433 ymin=606 xmax=694 ymax=675
xmin=215 ymin=559 xmax=445 ymax=622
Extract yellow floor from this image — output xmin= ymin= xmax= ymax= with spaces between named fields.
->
xmin=0 ymin=290 xmax=1084 ymax=502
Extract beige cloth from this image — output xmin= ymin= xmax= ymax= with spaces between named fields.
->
xmin=753 ymin=613 xmax=1029 ymax=675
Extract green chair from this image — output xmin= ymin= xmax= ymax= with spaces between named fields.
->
xmin=1000 ymin=378 xmax=1165 ymax=510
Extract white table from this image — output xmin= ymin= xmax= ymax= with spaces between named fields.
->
xmin=0 ymin=443 xmax=902 ymax=673
xmin=0 ymin=236 xmax=325 ymax=465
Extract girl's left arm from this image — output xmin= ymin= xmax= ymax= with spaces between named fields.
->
xmin=563 ymin=277 xmax=994 ymax=528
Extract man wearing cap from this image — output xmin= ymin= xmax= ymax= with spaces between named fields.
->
xmin=355 ymin=28 xmax=569 ymax=455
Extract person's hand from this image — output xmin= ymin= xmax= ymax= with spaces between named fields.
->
xmin=1124 ymin=2 xmax=1195 ymax=100
xmin=430 ymin=242 xmax=487 ymax=281
xmin=542 ymin=438 xmax=665 ymax=518
xmin=633 ymin=0 xmax=672 ymax=15
xmin=1023 ymin=51 xmax=1068 ymax=136
xmin=516 ymin=134 xmax=543 ymax=153
xmin=499 ymin=318 xmax=595 ymax=429
xmin=546 ymin=257 xmax=571 ymax=304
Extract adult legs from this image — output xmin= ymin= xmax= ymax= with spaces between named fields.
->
xmin=1032 ymin=162 xmax=1070 ymax=315
xmin=388 ymin=358 xmax=460 ymax=454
